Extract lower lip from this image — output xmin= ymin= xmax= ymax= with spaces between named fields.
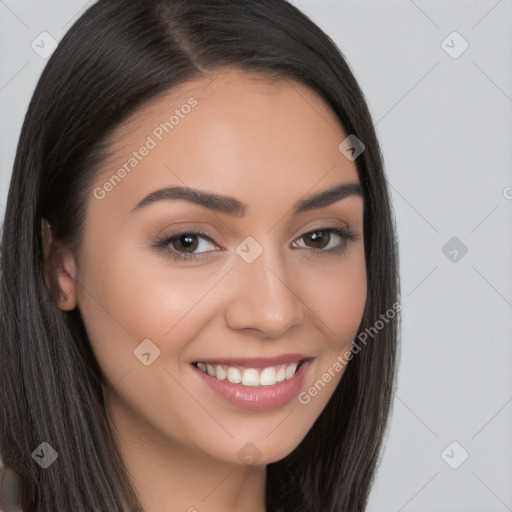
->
xmin=191 ymin=360 xmax=312 ymax=411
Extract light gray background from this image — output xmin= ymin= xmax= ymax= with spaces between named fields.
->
xmin=1 ymin=1 xmax=511 ymax=511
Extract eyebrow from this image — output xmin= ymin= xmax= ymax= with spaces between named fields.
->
xmin=130 ymin=182 xmax=362 ymax=217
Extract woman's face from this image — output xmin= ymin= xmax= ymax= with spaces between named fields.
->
xmin=58 ymin=69 xmax=367 ymax=467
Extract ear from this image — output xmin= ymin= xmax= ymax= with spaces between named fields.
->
xmin=41 ymin=218 xmax=78 ymax=311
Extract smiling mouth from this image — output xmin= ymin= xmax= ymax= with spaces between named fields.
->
xmin=191 ymin=359 xmax=306 ymax=387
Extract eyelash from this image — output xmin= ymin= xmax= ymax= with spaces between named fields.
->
xmin=152 ymin=227 xmax=355 ymax=262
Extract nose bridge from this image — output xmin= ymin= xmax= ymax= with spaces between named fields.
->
xmin=224 ymin=238 xmax=305 ymax=337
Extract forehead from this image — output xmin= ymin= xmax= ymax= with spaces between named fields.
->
xmin=101 ymin=67 xmax=347 ymax=166
xmin=90 ymin=68 xmax=359 ymax=218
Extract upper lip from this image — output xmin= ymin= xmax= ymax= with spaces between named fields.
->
xmin=192 ymin=353 xmax=313 ymax=368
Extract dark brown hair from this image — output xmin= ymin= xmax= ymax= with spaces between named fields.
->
xmin=0 ymin=1 xmax=400 ymax=510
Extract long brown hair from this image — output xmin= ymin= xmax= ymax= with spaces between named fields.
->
xmin=0 ymin=1 xmax=400 ymax=510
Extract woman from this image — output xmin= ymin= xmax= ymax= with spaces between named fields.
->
xmin=0 ymin=0 xmax=400 ymax=510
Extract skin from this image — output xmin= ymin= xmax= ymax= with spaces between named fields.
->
xmin=52 ymin=68 xmax=367 ymax=512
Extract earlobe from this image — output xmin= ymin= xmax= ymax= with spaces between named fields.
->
xmin=41 ymin=218 xmax=78 ymax=311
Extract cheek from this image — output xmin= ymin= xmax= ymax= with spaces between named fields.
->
xmin=293 ymin=254 xmax=366 ymax=428
xmin=307 ymin=251 xmax=367 ymax=347
xmin=80 ymin=241 xmax=207 ymax=336
xmin=76 ymin=242 xmax=224 ymax=379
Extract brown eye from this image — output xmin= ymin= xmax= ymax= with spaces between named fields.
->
xmin=172 ymin=233 xmax=199 ymax=253
xmin=303 ymin=230 xmax=331 ymax=249
xmin=153 ymin=230 xmax=218 ymax=262
xmin=294 ymin=227 xmax=354 ymax=254
xmin=153 ymin=226 xmax=354 ymax=263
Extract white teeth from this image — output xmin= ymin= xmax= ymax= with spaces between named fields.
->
xmin=216 ymin=364 xmax=227 ymax=380
xmin=227 ymin=367 xmax=241 ymax=384
xmin=259 ymin=367 xmax=276 ymax=386
xmin=241 ymin=369 xmax=259 ymax=386
xmin=285 ymin=362 xmax=298 ymax=379
xmin=195 ymin=360 xmax=303 ymax=387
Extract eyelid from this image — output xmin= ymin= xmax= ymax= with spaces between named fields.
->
xmin=151 ymin=224 xmax=355 ymax=262
xmin=152 ymin=229 xmax=219 ymax=262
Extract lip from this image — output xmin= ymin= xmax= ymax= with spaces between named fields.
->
xmin=191 ymin=357 xmax=313 ymax=411
xmin=191 ymin=353 xmax=310 ymax=369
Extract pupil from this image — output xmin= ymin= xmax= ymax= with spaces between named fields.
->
xmin=176 ymin=234 xmax=198 ymax=252
xmin=173 ymin=231 xmax=330 ymax=253
xmin=308 ymin=230 xmax=328 ymax=248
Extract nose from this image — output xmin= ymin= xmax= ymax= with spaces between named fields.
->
xmin=224 ymin=246 xmax=305 ymax=338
